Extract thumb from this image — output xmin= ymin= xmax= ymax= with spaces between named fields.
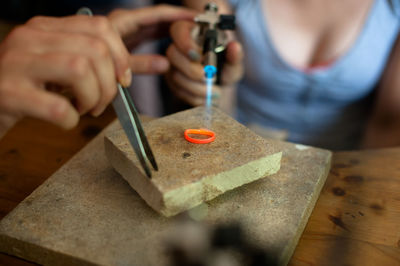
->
xmin=225 ymin=41 xmax=243 ymax=65
xmin=221 ymin=41 xmax=244 ymax=85
xmin=170 ymin=20 xmax=202 ymax=62
xmin=129 ymin=54 xmax=170 ymax=74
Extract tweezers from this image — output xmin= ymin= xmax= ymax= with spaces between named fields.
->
xmin=113 ymin=84 xmax=158 ymax=178
xmin=76 ymin=7 xmax=158 ymax=178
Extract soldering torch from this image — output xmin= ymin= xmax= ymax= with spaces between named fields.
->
xmin=192 ymin=3 xmax=235 ymax=83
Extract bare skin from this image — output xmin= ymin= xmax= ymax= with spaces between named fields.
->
xmin=261 ymin=0 xmax=374 ymax=67
xmin=173 ymin=0 xmax=400 ymax=148
xmin=0 ymin=5 xmax=195 ymax=138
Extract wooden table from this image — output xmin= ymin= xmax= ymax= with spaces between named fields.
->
xmin=0 ymin=108 xmax=399 ymax=265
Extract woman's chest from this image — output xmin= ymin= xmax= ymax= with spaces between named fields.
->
xmin=261 ymin=0 xmax=375 ymax=68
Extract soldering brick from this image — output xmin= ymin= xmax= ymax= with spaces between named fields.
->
xmin=104 ymin=107 xmax=282 ymax=216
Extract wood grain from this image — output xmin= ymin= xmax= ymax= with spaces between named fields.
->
xmin=0 ymin=107 xmax=115 ymax=266
xmin=0 ymin=108 xmax=399 ymax=265
xmin=0 ymin=107 xmax=115 ymax=219
xmin=290 ymin=148 xmax=400 ymax=265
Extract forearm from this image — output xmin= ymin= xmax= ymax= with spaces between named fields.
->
xmin=362 ymin=114 xmax=400 ymax=148
xmin=361 ymin=32 xmax=400 ymax=149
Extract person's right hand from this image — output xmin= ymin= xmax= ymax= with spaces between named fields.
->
xmin=165 ymin=20 xmax=244 ymax=106
xmin=108 ymin=5 xmax=195 ymax=74
xmin=0 ymin=15 xmax=133 ymax=137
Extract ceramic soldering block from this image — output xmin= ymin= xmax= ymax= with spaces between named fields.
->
xmin=104 ymin=107 xmax=282 ymax=217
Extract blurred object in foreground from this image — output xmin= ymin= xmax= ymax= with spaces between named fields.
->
xmin=165 ymin=217 xmax=276 ymax=266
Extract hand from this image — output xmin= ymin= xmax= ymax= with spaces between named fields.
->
xmin=0 ymin=14 xmax=132 ymax=137
xmin=165 ymin=20 xmax=243 ymax=106
xmin=0 ymin=5 xmax=195 ymax=138
xmin=108 ymin=5 xmax=196 ymax=74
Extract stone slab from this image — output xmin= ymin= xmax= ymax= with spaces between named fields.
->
xmin=0 ymin=119 xmax=331 ymax=266
xmin=105 ymin=107 xmax=282 ymax=216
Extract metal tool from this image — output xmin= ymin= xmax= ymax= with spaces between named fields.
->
xmin=113 ymin=84 xmax=158 ymax=178
xmin=192 ymin=3 xmax=235 ymax=83
xmin=77 ymin=7 xmax=158 ymax=178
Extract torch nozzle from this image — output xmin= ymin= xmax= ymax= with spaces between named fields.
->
xmin=204 ymin=65 xmax=217 ymax=79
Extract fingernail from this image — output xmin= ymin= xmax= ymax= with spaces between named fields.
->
xmin=52 ymin=100 xmax=79 ymax=129
xmin=121 ymin=68 xmax=132 ymax=87
xmin=72 ymin=99 xmax=85 ymax=115
xmin=151 ymin=59 xmax=169 ymax=72
xmin=91 ymin=107 xmax=104 ymax=117
xmin=188 ymin=49 xmax=201 ymax=62
xmin=78 ymin=106 xmax=86 ymax=115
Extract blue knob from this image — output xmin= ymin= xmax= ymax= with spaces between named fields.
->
xmin=204 ymin=65 xmax=217 ymax=78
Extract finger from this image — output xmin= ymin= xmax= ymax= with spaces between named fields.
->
xmin=165 ymin=69 xmax=222 ymax=106
xmin=27 ymin=15 xmax=132 ymax=87
xmin=166 ymin=44 xmax=204 ymax=81
xmin=221 ymin=41 xmax=244 ymax=85
xmin=28 ymin=52 xmax=101 ymax=115
xmin=23 ymin=89 xmax=79 ymax=129
xmin=0 ymin=50 xmax=80 ymax=129
xmin=129 ymin=54 xmax=170 ymax=74
xmin=165 ymin=73 xmax=204 ymax=106
xmin=9 ymin=27 xmax=117 ymax=116
xmin=169 ymin=69 xmax=223 ymax=98
xmin=225 ymin=41 xmax=244 ymax=65
xmin=109 ymin=5 xmax=196 ymax=38
xmin=2 ymin=82 xmax=79 ymax=129
xmin=170 ymin=20 xmax=201 ymax=62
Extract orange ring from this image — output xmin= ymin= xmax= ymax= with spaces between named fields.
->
xmin=184 ymin=128 xmax=216 ymax=144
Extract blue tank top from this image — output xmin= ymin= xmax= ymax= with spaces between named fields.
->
xmin=228 ymin=0 xmax=400 ymax=150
